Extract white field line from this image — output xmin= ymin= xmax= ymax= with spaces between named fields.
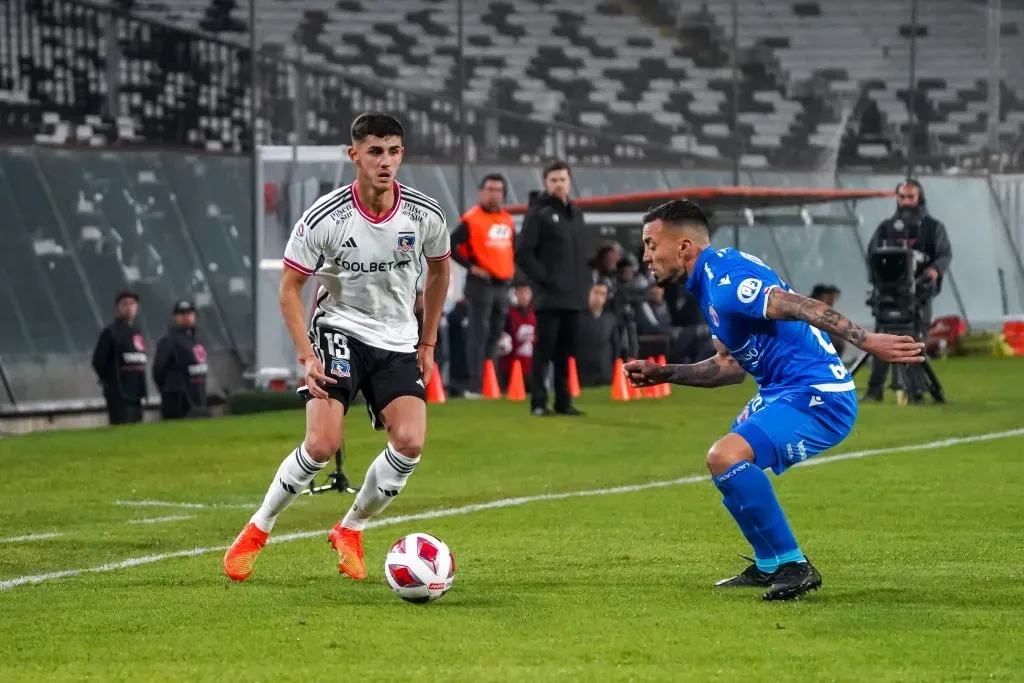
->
xmin=0 ymin=532 xmax=62 ymax=544
xmin=126 ymin=516 xmax=195 ymax=525
xmin=115 ymin=500 xmax=254 ymax=509
xmin=2 ymin=427 xmax=1023 ymax=592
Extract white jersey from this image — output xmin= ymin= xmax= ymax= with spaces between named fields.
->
xmin=283 ymin=181 xmax=450 ymax=352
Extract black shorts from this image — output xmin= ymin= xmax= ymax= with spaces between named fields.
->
xmin=298 ymin=325 xmax=426 ymax=430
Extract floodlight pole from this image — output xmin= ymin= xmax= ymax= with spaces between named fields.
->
xmin=730 ymin=0 xmax=741 ymax=250
xmin=249 ymin=0 xmax=260 ymax=370
xmin=457 ymin=0 xmax=467 ymax=215
xmin=906 ymin=0 xmax=919 ymax=177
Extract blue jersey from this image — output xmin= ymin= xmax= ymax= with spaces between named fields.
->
xmin=685 ymin=248 xmax=854 ymax=399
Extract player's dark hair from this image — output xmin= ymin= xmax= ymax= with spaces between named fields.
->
xmin=479 ymin=173 xmax=507 ymax=197
xmin=543 ymin=159 xmax=571 ymax=179
xmin=642 ymin=199 xmax=710 ymax=234
xmin=350 ymin=112 xmax=404 ymax=143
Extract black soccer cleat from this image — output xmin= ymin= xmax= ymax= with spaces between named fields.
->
xmin=762 ymin=560 xmax=822 ymax=601
xmin=714 ymin=556 xmax=775 ymax=588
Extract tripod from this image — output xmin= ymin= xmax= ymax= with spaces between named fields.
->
xmin=302 ymin=441 xmax=361 ymax=495
xmin=866 ymin=318 xmax=946 ymax=405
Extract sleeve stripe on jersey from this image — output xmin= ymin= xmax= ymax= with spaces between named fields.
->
xmin=425 ymin=250 xmax=451 ymax=262
xmin=403 ymin=195 xmax=447 ymax=227
xmin=401 ymin=185 xmax=445 ymax=215
xmin=761 ymin=284 xmax=778 ymax=319
xmin=301 ymin=189 xmax=352 ymax=230
xmin=283 ymin=256 xmax=315 ymax=275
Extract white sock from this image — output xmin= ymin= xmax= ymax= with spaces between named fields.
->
xmin=250 ymin=443 xmax=326 ymax=533
xmin=341 ymin=443 xmax=419 ymax=531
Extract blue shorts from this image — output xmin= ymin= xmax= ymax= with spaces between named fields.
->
xmin=731 ymin=388 xmax=858 ymax=475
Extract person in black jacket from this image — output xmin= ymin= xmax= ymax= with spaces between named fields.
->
xmin=863 ymin=179 xmax=952 ymax=402
xmin=91 ymin=290 xmax=148 ymax=425
xmin=515 ymin=160 xmax=591 ymax=416
xmin=153 ymin=300 xmax=209 ymax=420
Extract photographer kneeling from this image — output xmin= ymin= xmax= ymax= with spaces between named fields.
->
xmin=863 ymin=179 xmax=952 ymax=403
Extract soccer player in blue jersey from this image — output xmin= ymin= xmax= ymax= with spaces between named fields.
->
xmin=625 ymin=200 xmax=924 ymax=601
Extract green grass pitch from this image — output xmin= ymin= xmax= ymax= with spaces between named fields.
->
xmin=1 ymin=357 xmax=1023 ymax=682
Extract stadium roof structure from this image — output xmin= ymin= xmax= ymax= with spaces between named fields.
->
xmin=505 ymin=186 xmax=895 ymax=228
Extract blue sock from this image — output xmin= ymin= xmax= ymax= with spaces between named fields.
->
xmin=713 ymin=461 xmax=805 ymax=569
xmin=720 ymin=494 xmax=778 ymax=573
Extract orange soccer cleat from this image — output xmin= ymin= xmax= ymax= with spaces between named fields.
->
xmin=328 ymin=523 xmax=367 ymax=580
xmin=223 ymin=522 xmax=269 ymax=582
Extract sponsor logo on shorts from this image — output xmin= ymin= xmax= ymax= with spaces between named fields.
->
xmin=330 ymin=359 xmax=351 ymax=378
xmin=785 ymin=440 xmax=808 ymax=463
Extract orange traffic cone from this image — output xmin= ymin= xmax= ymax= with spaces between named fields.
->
xmin=656 ymin=354 xmax=672 ymax=397
xmin=426 ymin=368 xmax=446 ymax=404
xmin=506 ymin=360 xmax=526 ymax=401
xmin=611 ymin=358 xmax=631 ymax=401
xmin=568 ymin=356 xmax=581 ymax=398
xmin=628 ymin=358 xmax=644 ymax=400
xmin=482 ymin=359 xmax=501 ymax=399
xmin=642 ymin=356 xmax=660 ymax=398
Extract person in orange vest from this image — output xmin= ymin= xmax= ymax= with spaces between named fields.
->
xmin=451 ymin=173 xmax=516 ymax=397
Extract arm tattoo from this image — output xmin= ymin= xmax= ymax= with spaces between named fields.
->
xmin=662 ymin=355 xmax=745 ymax=388
xmin=766 ymin=288 xmax=868 ymax=346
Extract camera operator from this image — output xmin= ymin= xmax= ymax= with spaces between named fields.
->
xmin=863 ymin=179 xmax=952 ymax=402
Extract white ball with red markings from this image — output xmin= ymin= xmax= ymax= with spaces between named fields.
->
xmin=384 ymin=532 xmax=455 ymax=603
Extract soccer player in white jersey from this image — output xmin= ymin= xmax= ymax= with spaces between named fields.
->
xmin=223 ymin=113 xmax=451 ymax=582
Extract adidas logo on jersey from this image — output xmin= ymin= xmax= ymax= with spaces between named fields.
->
xmin=341 ymin=237 xmax=357 ymax=248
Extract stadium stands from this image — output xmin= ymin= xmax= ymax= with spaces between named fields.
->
xmin=2 ymin=0 xmax=1022 ymax=169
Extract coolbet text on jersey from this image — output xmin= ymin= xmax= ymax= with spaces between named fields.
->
xmin=685 ymin=248 xmax=858 ymax=474
xmin=282 ymin=182 xmax=451 ymax=353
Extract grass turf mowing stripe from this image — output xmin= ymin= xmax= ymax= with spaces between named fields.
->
xmin=3 ymin=427 xmax=1023 ymax=592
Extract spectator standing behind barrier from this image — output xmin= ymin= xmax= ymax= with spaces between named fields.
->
xmin=91 ymin=290 xmax=148 ymax=425
xmin=576 ymin=282 xmax=618 ymax=387
xmin=515 ymin=160 xmax=590 ymax=416
xmin=863 ymin=179 xmax=952 ymax=402
xmin=451 ymin=174 xmax=515 ymax=397
xmin=153 ymin=300 xmax=209 ymax=420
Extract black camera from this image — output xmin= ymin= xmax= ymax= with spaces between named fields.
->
xmin=867 ymin=247 xmax=921 ymax=331
xmin=864 ymin=246 xmax=945 ymax=404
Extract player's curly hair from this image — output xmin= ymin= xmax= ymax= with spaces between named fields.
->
xmin=642 ymin=199 xmax=710 ymax=233
xmin=350 ymin=112 xmax=405 ymax=143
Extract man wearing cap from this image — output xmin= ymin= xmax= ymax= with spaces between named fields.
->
xmin=153 ymin=300 xmax=209 ymax=420
xmin=91 ymin=290 xmax=148 ymax=425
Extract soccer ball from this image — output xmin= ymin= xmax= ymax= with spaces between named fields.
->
xmin=384 ymin=532 xmax=455 ymax=603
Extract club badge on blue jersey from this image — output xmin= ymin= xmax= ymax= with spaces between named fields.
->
xmin=330 ymin=359 xmax=351 ymax=378
xmin=397 ymin=233 xmax=416 ymax=252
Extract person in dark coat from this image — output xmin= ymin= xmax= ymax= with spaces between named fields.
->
xmin=863 ymin=179 xmax=952 ymax=402
xmin=514 ymin=160 xmax=591 ymax=416
xmin=153 ymin=300 xmax=209 ymax=419
xmin=576 ymin=282 xmax=618 ymax=387
xmin=91 ymin=290 xmax=148 ymax=425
